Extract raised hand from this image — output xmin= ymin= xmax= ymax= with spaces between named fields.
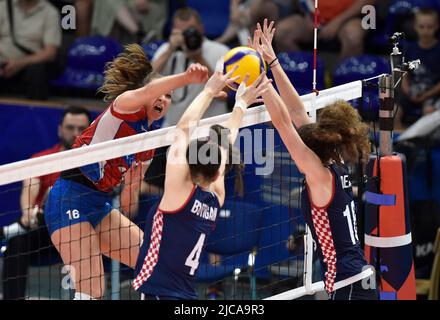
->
xmin=248 ymin=19 xmax=277 ymax=65
xmin=259 ymin=19 xmax=277 ymax=63
xmin=236 ymin=71 xmax=272 ymax=109
xmin=185 ymin=63 xmax=209 ymax=84
xmin=204 ymin=58 xmax=240 ymax=98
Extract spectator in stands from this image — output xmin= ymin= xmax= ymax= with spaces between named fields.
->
xmin=216 ymin=0 xmax=281 ymax=46
xmin=0 ymin=0 xmax=62 ymax=100
xmin=152 ymin=7 xmax=230 ymax=127
xmin=399 ymin=8 xmax=440 ymax=126
xmin=0 ymin=106 xmax=91 ymax=300
xmin=74 ymin=0 xmax=93 ymax=37
xmin=274 ymin=0 xmax=375 ymax=59
xmin=91 ymin=0 xmax=168 ymax=44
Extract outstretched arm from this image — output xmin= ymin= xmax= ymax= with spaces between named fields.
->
xmin=212 ymin=72 xmax=272 ymax=205
xmin=115 ymin=63 xmax=209 ymax=113
xmin=163 ymin=61 xmax=240 ymax=196
xmin=261 ymin=82 xmax=330 ymax=187
xmin=250 ymin=19 xmax=312 ymax=128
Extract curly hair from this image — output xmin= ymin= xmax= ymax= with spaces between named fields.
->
xmin=98 ymin=44 xmax=159 ymax=102
xmin=297 ymin=100 xmax=371 ymax=166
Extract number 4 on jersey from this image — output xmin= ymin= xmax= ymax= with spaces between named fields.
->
xmin=185 ymin=233 xmax=206 ymax=275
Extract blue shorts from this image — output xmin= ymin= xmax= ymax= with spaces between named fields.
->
xmin=45 ymin=178 xmax=113 ymax=236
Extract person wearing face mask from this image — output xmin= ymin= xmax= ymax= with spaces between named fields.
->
xmin=0 ymin=0 xmax=61 ymax=100
xmin=1 ymin=106 xmax=91 ymax=300
xmin=152 ymin=7 xmax=231 ymax=128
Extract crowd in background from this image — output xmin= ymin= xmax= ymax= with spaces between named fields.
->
xmin=0 ymin=0 xmax=440 ymax=127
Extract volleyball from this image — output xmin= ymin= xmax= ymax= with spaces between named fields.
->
xmin=223 ymin=46 xmax=267 ymax=90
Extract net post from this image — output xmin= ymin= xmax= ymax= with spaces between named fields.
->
xmin=378 ymin=74 xmax=394 ymax=156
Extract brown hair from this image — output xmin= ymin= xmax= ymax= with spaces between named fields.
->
xmin=99 ymin=44 xmax=159 ymax=102
xmin=173 ymin=7 xmax=203 ymax=24
xmin=416 ymin=8 xmax=439 ymax=23
xmin=297 ymin=100 xmax=370 ymax=166
xmin=185 ymin=125 xmax=245 ymax=197
xmin=211 ymin=124 xmax=245 ymax=197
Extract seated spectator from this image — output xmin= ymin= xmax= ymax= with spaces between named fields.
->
xmin=75 ymin=0 xmax=93 ymax=37
xmin=0 ymin=0 xmax=62 ymax=100
xmin=1 ymin=106 xmax=91 ymax=300
xmin=152 ymin=7 xmax=230 ymax=127
xmin=91 ymin=0 xmax=168 ymax=44
xmin=216 ymin=0 xmax=280 ymax=46
xmin=274 ymin=0 xmax=375 ymax=59
xmin=398 ymin=8 xmax=440 ymax=126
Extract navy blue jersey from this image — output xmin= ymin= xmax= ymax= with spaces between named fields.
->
xmin=301 ymin=163 xmax=367 ymax=292
xmin=133 ymin=185 xmax=220 ymax=299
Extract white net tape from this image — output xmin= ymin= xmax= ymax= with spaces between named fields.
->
xmin=0 ymin=81 xmax=362 ymax=187
xmin=0 ymin=81 xmax=363 ymax=300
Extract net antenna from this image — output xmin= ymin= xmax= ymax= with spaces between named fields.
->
xmin=303 ymin=0 xmax=320 ymax=296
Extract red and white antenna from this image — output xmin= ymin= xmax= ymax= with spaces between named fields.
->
xmin=313 ymin=0 xmax=319 ymax=95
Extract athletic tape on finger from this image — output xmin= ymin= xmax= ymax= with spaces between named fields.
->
xmin=215 ymin=58 xmax=224 ymax=73
xmin=234 ymin=82 xmax=248 ymax=112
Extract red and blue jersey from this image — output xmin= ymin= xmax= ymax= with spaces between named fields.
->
xmin=72 ymin=103 xmax=159 ymax=192
xmin=301 ymin=163 xmax=368 ymax=292
xmin=133 ymin=185 xmax=220 ymax=299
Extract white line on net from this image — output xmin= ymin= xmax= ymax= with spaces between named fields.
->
xmin=0 ymin=81 xmax=362 ymax=186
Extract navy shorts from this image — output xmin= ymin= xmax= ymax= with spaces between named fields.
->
xmin=329 ymin=280 xmax=379 ymax=300
xmin=45 ymin=178 xmax=113 ymax=236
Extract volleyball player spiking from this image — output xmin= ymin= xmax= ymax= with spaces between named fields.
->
xmin=45 ymin=44 xmax=209 ymax=300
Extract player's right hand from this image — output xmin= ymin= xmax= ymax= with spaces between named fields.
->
xmin=248 ymin=19 xmax=277 ymax=65
xmin=204 ymin=58 xmax=239 ymax=98
xmin=185 ymin=63 xmax=209 ymax=84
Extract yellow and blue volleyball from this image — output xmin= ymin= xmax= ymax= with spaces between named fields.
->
xmin=223 ymin=46 xmax=267 ymax=90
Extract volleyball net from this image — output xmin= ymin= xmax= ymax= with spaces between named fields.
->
xmin=0 ymin=80 xmax=365 ymax=300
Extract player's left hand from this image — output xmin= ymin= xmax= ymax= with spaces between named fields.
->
xmin=185 ymin=63 xmax=209 ymax=84
xmin=236 ymin=71 xmax=272 ymax=108
xmin=204 ymin=58 xmax=240 ymax=98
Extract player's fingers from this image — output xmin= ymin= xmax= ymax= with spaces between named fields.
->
xmin=270 ymin=27 xmax=276 ymax=40
xmin=253 ymin=98 xmax=265 ymax=104
xmin=268 ymin=21 xmax=275 ymax=34
xmin=225 ymin=75 xmax=241 ymax=87
xmin=253 ymin=29 xmax=260 ymax=48
xmin=252 ymin=70 xmax=266 ymax=88
xmin=257 ymin=77 xmax=273 ymax=90
xmin=242 ymin=73 xmax=250 ymax=85
xmin=247 ymin=36 xmax=253 ymax=48
xmin=215 ymin=91 xmax=228 ymax=99
xmin=225 ymin=64 xmax=239 ymax=78
xmin=263 ymin=18 xmax=268 ymax=33
xmin=215 ymin=58 xmax=224 ymax=73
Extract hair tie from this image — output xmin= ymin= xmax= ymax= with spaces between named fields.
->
xmin=269 ymin=57 xmax=279 ymax=68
